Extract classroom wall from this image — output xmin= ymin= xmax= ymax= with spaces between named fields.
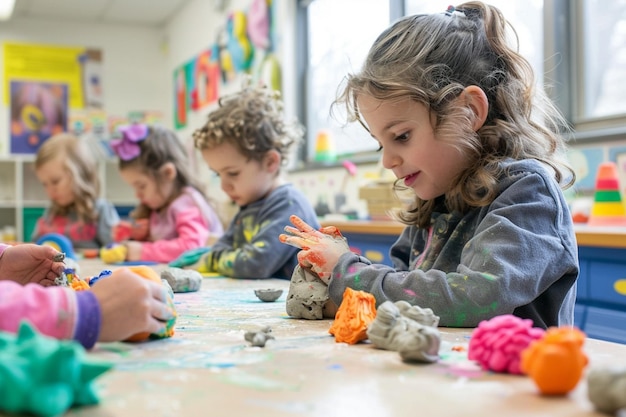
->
xmin=0 ymin=16 xmax=170 ymax=152
xmin=4 ymin=4 xmax=626 ymax=223
xmin=161 ymin=0 xmax=327 ymax=221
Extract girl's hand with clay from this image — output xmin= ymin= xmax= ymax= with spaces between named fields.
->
xmin=279 ymin=215 xmax=350 ymax=283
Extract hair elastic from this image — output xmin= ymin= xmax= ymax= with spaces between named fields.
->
xmin=444 ymin=5 xmax=464 ymax=17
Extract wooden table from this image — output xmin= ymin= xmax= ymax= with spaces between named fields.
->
xmin=54 ymin=261 xmax=626 ymax=416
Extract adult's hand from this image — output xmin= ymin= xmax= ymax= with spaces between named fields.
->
xmin=92 ymin=267 xmax=175 ymax=342
xmin=0 ymin=244 xmax=65 ymax=286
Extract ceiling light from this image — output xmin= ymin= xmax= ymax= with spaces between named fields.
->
xmin=0 ymin=0 xmax=16 ymax=21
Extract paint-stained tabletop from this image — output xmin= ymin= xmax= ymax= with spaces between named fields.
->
xmin=56 ymin=260 xmax=626 ymax=416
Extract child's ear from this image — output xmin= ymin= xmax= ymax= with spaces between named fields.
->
xmin=264 ymin=149 xmax=281 ymax=173
xmin=463 ymin=86 xmax=489 ymax=131
xmin=160 ymin=162 xmax=177 ymax=181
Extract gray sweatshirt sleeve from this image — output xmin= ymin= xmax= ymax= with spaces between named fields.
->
xmin=96 ymin=200 xmax=120 ymax=247
xmin=208 ymin=188 xmax=319 ymax=279
xmin=329 ymin=167 xmax=578 ymax=328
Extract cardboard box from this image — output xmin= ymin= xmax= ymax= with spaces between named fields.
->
xmin=358 ymin=181 xmax=408 ymax=220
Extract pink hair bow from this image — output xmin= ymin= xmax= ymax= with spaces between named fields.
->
xmin=110 ymin=124 xmax=149 ymax=161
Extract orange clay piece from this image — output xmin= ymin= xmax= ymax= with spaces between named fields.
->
xmin=328 ymin=287 xmax=377 ymax=344
xmin=71 ymin=278 xmax=90 ymax=291
xmin=82 ymin=248 xmax=99 ymax=259
xmin=521 ymin=327 xmax=588 ymax=395
xmin=122 ymin=266 xmax=162 ymax=342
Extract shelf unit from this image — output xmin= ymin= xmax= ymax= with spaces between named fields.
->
xmin=0 ymin=155 xmax=136 ymax=242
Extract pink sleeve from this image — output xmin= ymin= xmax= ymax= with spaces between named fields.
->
xmin=0 ymin=281 xmax=77 ymax=340
xmin=0 ymin=244 xmax=9 ymax=256
xmin=140 ymin=206 xmax=209 ymax=263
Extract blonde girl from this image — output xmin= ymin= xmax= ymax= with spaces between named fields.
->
xmin=33 ymin=133 xmax=119 ymax=248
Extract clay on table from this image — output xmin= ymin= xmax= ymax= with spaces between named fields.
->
xmin=367 ymin=300 xmax=441 ymax=363
xmin=254 ymin=288 xmax=283 ymax=302
xmin=285 ymin=265 xmax=337 ymax=319
xmin=161 ymin=267 xmax=202 ymax=293
xmin=244 ymin=326 xmax=274 ymax=347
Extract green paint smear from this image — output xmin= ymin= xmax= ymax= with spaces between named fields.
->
xmin=480 ymin=273 xmax=497 ymax=281
xmin=451 ymin=301 xmax=498 ymax=326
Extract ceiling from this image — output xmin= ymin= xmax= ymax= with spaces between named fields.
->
xmin=11 ymin=0 xmax=191 ymax=27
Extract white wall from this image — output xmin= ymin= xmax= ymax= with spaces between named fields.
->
xmin=162 ymin=0 xmax=304 ymax=219
xmin=0 ymin=2 xmax=383 ymax=222
xmin=0 ymin=16 xmax=170 ymax=153
xmin=164 ymin=0 xmax=298 ymax=142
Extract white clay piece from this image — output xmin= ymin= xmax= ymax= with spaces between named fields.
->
xmin=367 ymin=300 xmax=441 ymax=363
xmin=587 ymin=366 xmax=626 ymax=415
xmin=161 ymin=267 xmax=202 ymax=293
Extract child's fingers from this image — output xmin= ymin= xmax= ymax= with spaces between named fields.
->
xmin=40 ymin=277 xmax=56 ymax=287
xmin=279 ymin=234 xmax=307 ymax=249
xmin=147 ymin=281 xmax=168 ymax=302
xmin=283 ymin=225 xmax=301 ymax=235
xmin=151 ymin=300 xmax=175 ymax=323
xmin=285 ymin=223 xmax=327 ymax=243
xmin=319 ymin=225 xmax=343 ymax=238
xmin=297 ymin=251 xmax=313 ymax=269
xmin=289 ymin=215 xmax=317 ymax=234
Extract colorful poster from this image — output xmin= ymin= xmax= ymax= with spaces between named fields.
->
xmin=173 ymin=48 xmax=220 ymax=130
xmin=173 ymin=65 xmax=188 ymax=129
xmin=3 ymin=42 xmax=97 ymax=109
xmin=10 ymin=80 xmax=68 ymax=154
xmin=80 ymin=49 xmax=104 ymax=109
xmin=190 ymin=49 xmax=219 ymax=110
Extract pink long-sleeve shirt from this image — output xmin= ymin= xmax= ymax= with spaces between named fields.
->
xmin=0 ymin=244 xmax=101 ymax=348
xmin=140 ymin=187 xmax=224 ymax=263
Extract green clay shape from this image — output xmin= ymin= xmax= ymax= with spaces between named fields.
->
xmin=0 ymin=321 xmax=112 ymax=417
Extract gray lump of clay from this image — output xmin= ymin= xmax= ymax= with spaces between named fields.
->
xmin=587 ymin=366 xmax=626 ymax=414
xmin=244 ymin=326 xmax=274 ymax=347
xmin=161 ymin=267 xmax=202 ymax=293
xmin=285 ymin=265 xmax=336 ymax=320
xmin=367 ymin=300 xmax=441 ymax=363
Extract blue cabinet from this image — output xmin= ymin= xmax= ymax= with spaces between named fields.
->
xmin=343 ymin=231 xmax=398 ymax=266
xmin=577 ymin=246 xmax=626 ymax=343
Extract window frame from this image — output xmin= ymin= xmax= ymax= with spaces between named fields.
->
xmin=294 ymin=0 xmax=626 ymax=169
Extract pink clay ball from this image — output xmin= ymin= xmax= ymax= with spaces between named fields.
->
xmin=468 ymin=314 xmax=545 ymax=374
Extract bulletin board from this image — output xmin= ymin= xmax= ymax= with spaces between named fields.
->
xmin=3 ymin=42 xmax=103 ymax=110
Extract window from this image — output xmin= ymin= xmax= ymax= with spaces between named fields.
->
xmin=405 ymin=0 xmax=544 ymax=88
xmin=301 ymin=0 xmax=390 ymax=163
xmin=296 ymin=0 xmax=626 ymax=162
xmin=580 ymin=0 xmax=626 ymax=122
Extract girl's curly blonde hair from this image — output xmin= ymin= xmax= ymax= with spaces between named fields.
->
xmin=193 ymin=85 xmax=304 ymax=166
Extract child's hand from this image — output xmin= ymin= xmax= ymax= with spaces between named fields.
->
xmin=91 ymin=268 xmax=175 ymax=342
xmin=130 ymin=219 xmax=150 ymax=241
xmin=125 ymin=241 xmax=143 ymax=261
xmin=0 ymin=244 xmax=65 ymax=286
xmin=279 ymin=215 xmax=350 ymax=283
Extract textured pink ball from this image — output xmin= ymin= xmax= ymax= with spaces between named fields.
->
xmin=468 ymin=314 xmax=545 ymax=374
